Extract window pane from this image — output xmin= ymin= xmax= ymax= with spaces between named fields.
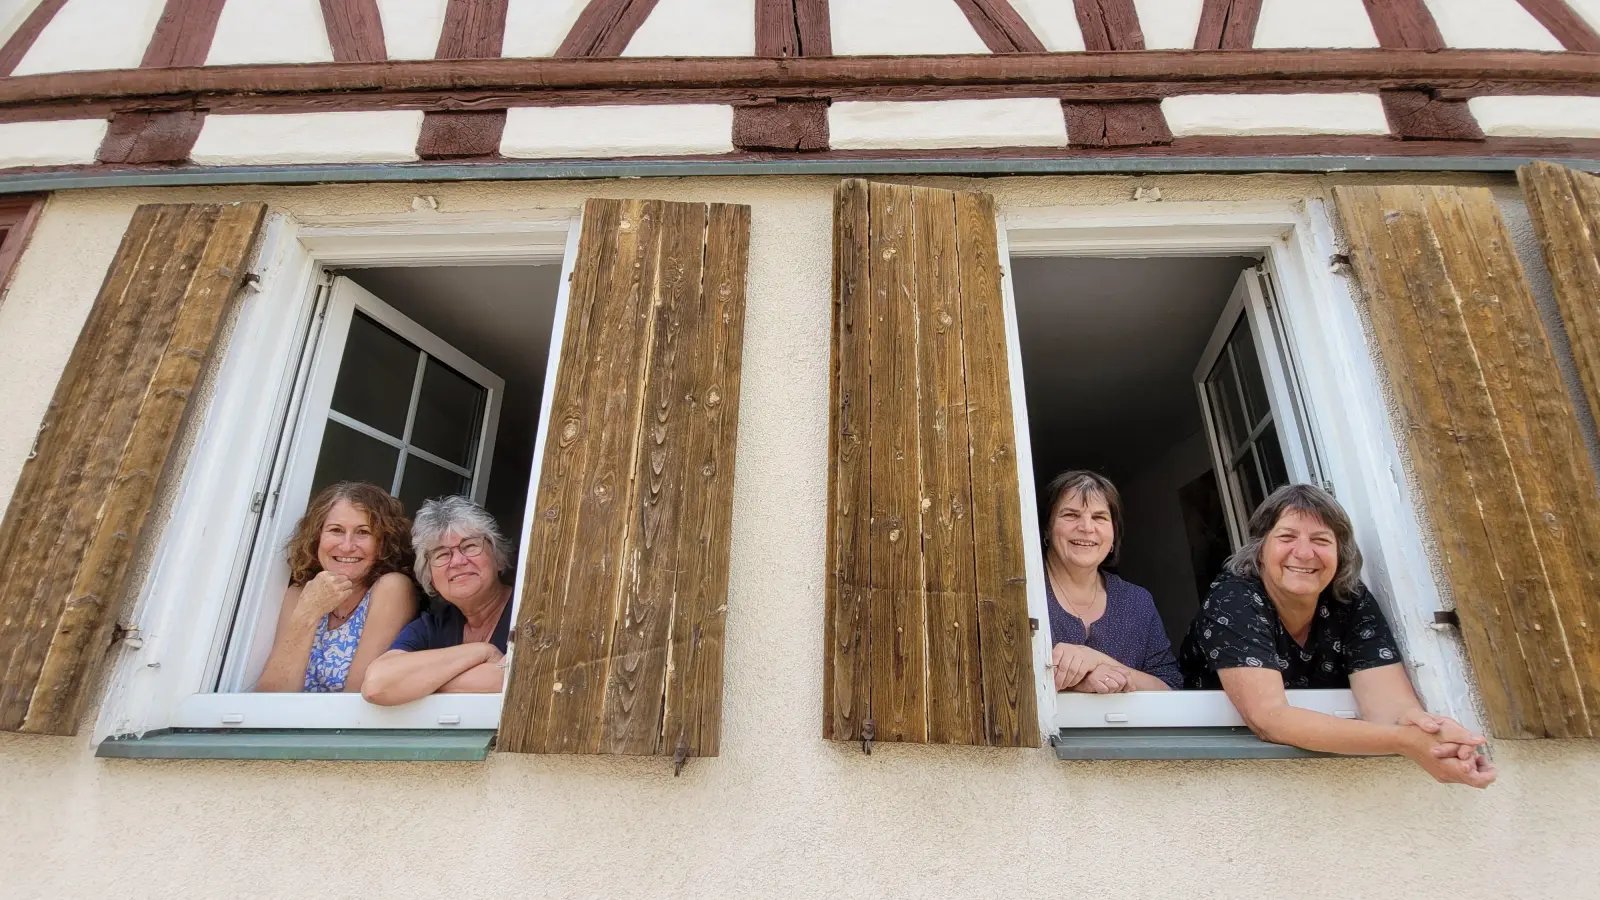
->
xmin=1228 ymin=319 xmax=1273 ymax=428
xmin=1257 ymin=426 xmax=1290 ymax=493
xmin=398 ymin=454 xmax=470 ymax=514
xmin=311 ymin=419 xmax=400 ymax=497
xmin=1206 ymin=352 xmax=1248 ymax=454
xmin=409 ymin=357 xmax=487 ymax=468
xmin=1234 ymin=454 xmax=1266 ymax=521
xmin=330 ymin=312 xmax=419 ymax=436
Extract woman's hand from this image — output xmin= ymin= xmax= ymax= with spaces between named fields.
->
xmin=1395 ymin=722 xmax=1498 ymax=787
xmin=293 ymin=571 xmax=354 ymax=625
xmin=1070 ymin=663 xmax=1131 ymax=694
xmin=1052 ymin=643 xmax=1117 ymax=690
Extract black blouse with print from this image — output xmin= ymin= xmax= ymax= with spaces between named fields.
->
xmin=1178 ymin=572 xmax=1402 ymax=690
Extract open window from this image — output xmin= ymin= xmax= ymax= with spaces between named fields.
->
xmin=1000 ymin=205 xmax=1438 ymax=759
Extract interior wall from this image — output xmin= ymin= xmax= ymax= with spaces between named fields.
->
xmin=1117 ymin=430 xmax=1217 ymax=646
xmin=344 ymin=264 xmax=561 ymax=550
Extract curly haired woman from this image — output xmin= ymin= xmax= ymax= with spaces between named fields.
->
xmin=254 ymin=482 xmax=418 ymax=693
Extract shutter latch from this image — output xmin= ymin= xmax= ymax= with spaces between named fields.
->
xmin=673 ymin=733 xmax=690 ymax=777
xmin=861 ymin=718 xmax=876 ymax=756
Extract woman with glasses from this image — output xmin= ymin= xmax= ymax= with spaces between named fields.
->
xmin=255 ymin=482 xmax=417 ymax=693
xmin=362 ymin=495 xmax=516 ymax=706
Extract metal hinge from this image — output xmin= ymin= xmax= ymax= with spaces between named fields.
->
xmin=110 ymin=623 xmax=143 ymax=650
xmin=672 ymin=733 xmax=691 ymax=776
xmin=1028 ymin=617 xmax=1040 ymax=634
xmin=861 ymin=718 xmax=876 ymax=756
xmin=1432 ymin=610 xmax=1460 ymax=629
xmin=250 ymin=491 xmax=266 ymax=514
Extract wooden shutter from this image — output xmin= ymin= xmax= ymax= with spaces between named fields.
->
xmin=826 ymin=179 xmax=1038 ymax=749
xmin=498 ymin=198 xmax=750 ymax=757
xmin=0 ymin=202 xmax=265 ymax=735
xmin=1333 ymin=185 xmax=1600 ymax=739
xmin=1519 ymin=162 xmax=1600 ymax=430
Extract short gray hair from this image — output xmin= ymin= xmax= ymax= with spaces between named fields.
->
xmin=1224 ymin=483 xmax=1363 ymax=601
xmin=411 ymin=495 xmax=511 ymax=597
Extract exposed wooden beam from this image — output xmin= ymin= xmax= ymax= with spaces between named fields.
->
xmin=1074 ymin=0 xmax=1145 ymax=52
xmin=557 ymin=0 xmax=662 ymax=57
xmin=321 ymin=0 xmax=388 ymax=63
xmin=421 ymin=0 xmax=511 ymax=160
xmin=952 ymin=0 xmax=1046 ymax=53
xmin=143 ymin=0 xmax=229 ymax=68
xmin=1361 ymin=0 xmax=1479 ymax=141
xmin=0 ymin=0 xmax=67 ymax=76
xmin=755 ymin=0 xmax=830 ymax=57
xmin=1516 ymin=0 xmax=1600 ymax=52
xmin=2 ymin=49 xmax=1592 ymax=109
xmin=1195 ymin=0 xmax=1262 ymax=50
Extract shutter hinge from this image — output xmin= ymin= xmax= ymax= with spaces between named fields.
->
xmin=672 ymin=733 xmax=690 ymax=777
xmin=861 ymin=718 xmax=876 ymax=756
xmin=25 ymin=422 xmax=46 ymax=460
xmin=1028 ymin=617 xmax=1040 ymax=634
xmin=1432 ymin=610 xmax=1460 ymax=629
xmin=110 ymin=623 xmax=143 ymax=650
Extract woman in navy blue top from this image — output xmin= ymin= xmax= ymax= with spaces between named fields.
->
xmin=1043 ymin=471 xmax=1181 ymax=693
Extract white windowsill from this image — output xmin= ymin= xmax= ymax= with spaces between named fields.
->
xmin=168 ymin=692 xmax=505 ymax=731
xmin=1054 ymin=689 xmax=1358 ymax=730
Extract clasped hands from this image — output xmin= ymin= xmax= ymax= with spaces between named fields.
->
xmin=1397 ymin=709 xmax=1497 ymax=788
xmin=1051 ymin=643 xmax=1134 ymax=693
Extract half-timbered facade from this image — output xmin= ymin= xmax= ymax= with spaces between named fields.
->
xmin=2 ymin=2 xmax=1599 ymax=898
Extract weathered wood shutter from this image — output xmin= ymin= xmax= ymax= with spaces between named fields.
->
xmin=499 ymin=198 xmax=750 ymax=757
xmin=1519 ymin=162 xmax=1600 ymax=429
xmin=826 ymin=180 xmax=1038 ymax=748
xmin=0 ymin=202 xmax=265 ymax=735
xmin=1333 ymin=184 xmax=1600 ymax=739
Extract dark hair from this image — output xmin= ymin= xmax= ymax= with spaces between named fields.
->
xmin=284 ymin=482 xmax=411 ymax=587
xmin=1041 ymin=470 xmax=1124 ymax=570
xmin=1225 ymin=482 xmax=1363 ymax=601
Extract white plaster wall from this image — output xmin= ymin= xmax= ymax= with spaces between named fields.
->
xmin=1 ymin=175 xmax=1600 ymax=900
xmin=830 ymin=0 xmax=991 ymax=55
xmin=831 ymin=99 xmax=1068 ymax=149
xmin=0 ymin=118 xmax=106 ymax=167
xmin=207 ymin=0 xmax=335 ymax=65
xmin=1163 ymin=94 xmax=1391 ymax=136
xmin=376 ymin=0 xmax=450 ymax=60
xmin=1009 ymin=0 xmax=1087 ymax=51
xmin=1468 ymin=96 xmax=1600 ymax=138
xmin=10 ymin=0 xmax=164 ymax=75
xmin=622 ymin=0 xmax=755 ymax=56
xmin=500 ymin=105 xmax=735 ymax=157
xmin=1422 ymin=0 xmax=1564 ymax=50
xmin=1132 ymin=0 xmax=1204 ymax=49
xmin=1254 ymin=0 xmax=1380 ymax=48
xmin=503 ymin=0 xmax=591 ymax=57
xmin=190 ymin=112 xmax=423 ymax=165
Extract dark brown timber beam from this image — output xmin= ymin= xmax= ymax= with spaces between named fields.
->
xmin=1516 ymin=0 xmax=1600 ymax=52
xmin=0 ymin=50 xmax=1593 ymax=108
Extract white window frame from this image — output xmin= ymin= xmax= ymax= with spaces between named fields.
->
xmin=93 ymin=210 xmax=582 ymax=741
xmin=998 ymin=199 xmax=1480 ymax=740
xmin=212 ymin=276 xmax=508 ymax=693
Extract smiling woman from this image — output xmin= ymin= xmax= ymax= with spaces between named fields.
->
xmin=253 ymin=482 xmax=419 ymax=694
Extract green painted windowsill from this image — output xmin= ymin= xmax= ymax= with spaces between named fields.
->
xmin=95 ymin=729 xmax=496 ymax=761
xmin=1051 ymin=727 xmax=1384 ymax=760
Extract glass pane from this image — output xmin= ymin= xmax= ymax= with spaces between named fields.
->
xmin=398 ymin=454 xmax=469 ymax=514
xmin=1229 ymin=319 xmax=1273 ymax=428
xmin=1234 ymin=453 xmax=1266 ymax=522
xmin=1257 ymin=426 xmax=1290 ymax=494
xmin=330 ymin=312 xmax=420 ymax=436
xmin=409 ymin=357 xmax=487 ymax=468
xmin=311 ymin=419 xmax=400 ymax=497
xmin=1206 ymin=352 xmax=1248 ymax=454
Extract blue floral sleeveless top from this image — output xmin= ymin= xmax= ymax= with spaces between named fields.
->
xmin=303 ymin=590 xmax=371 ymax=693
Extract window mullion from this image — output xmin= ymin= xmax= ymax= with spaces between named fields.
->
xmin=393 ymin=350 xmax=430 ymax=494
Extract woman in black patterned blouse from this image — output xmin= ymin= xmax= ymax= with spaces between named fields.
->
xmin=1179 ymin=483 xmax=1496 ymax=788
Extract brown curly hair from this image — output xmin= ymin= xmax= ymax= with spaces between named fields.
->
xmin=285 ymin=482 xmax=412 ymax=587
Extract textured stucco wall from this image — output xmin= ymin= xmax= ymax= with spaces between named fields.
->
xmin=1 ymin=175 xmax=1599 ymax=900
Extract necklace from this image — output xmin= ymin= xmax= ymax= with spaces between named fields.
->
xmin=1047 ymin=559 xmax=1104 ymax=623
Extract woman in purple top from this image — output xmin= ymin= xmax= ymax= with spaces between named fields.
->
xmin=1043 ymin=470 xmax=1181 ymax=693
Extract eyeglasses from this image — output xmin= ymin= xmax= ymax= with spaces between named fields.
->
xmin=427 ymin=537 xmax=487 ymax=568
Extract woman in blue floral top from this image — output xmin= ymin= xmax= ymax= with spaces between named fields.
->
xmin=254 ymin=482 xmax=417 ymax=693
